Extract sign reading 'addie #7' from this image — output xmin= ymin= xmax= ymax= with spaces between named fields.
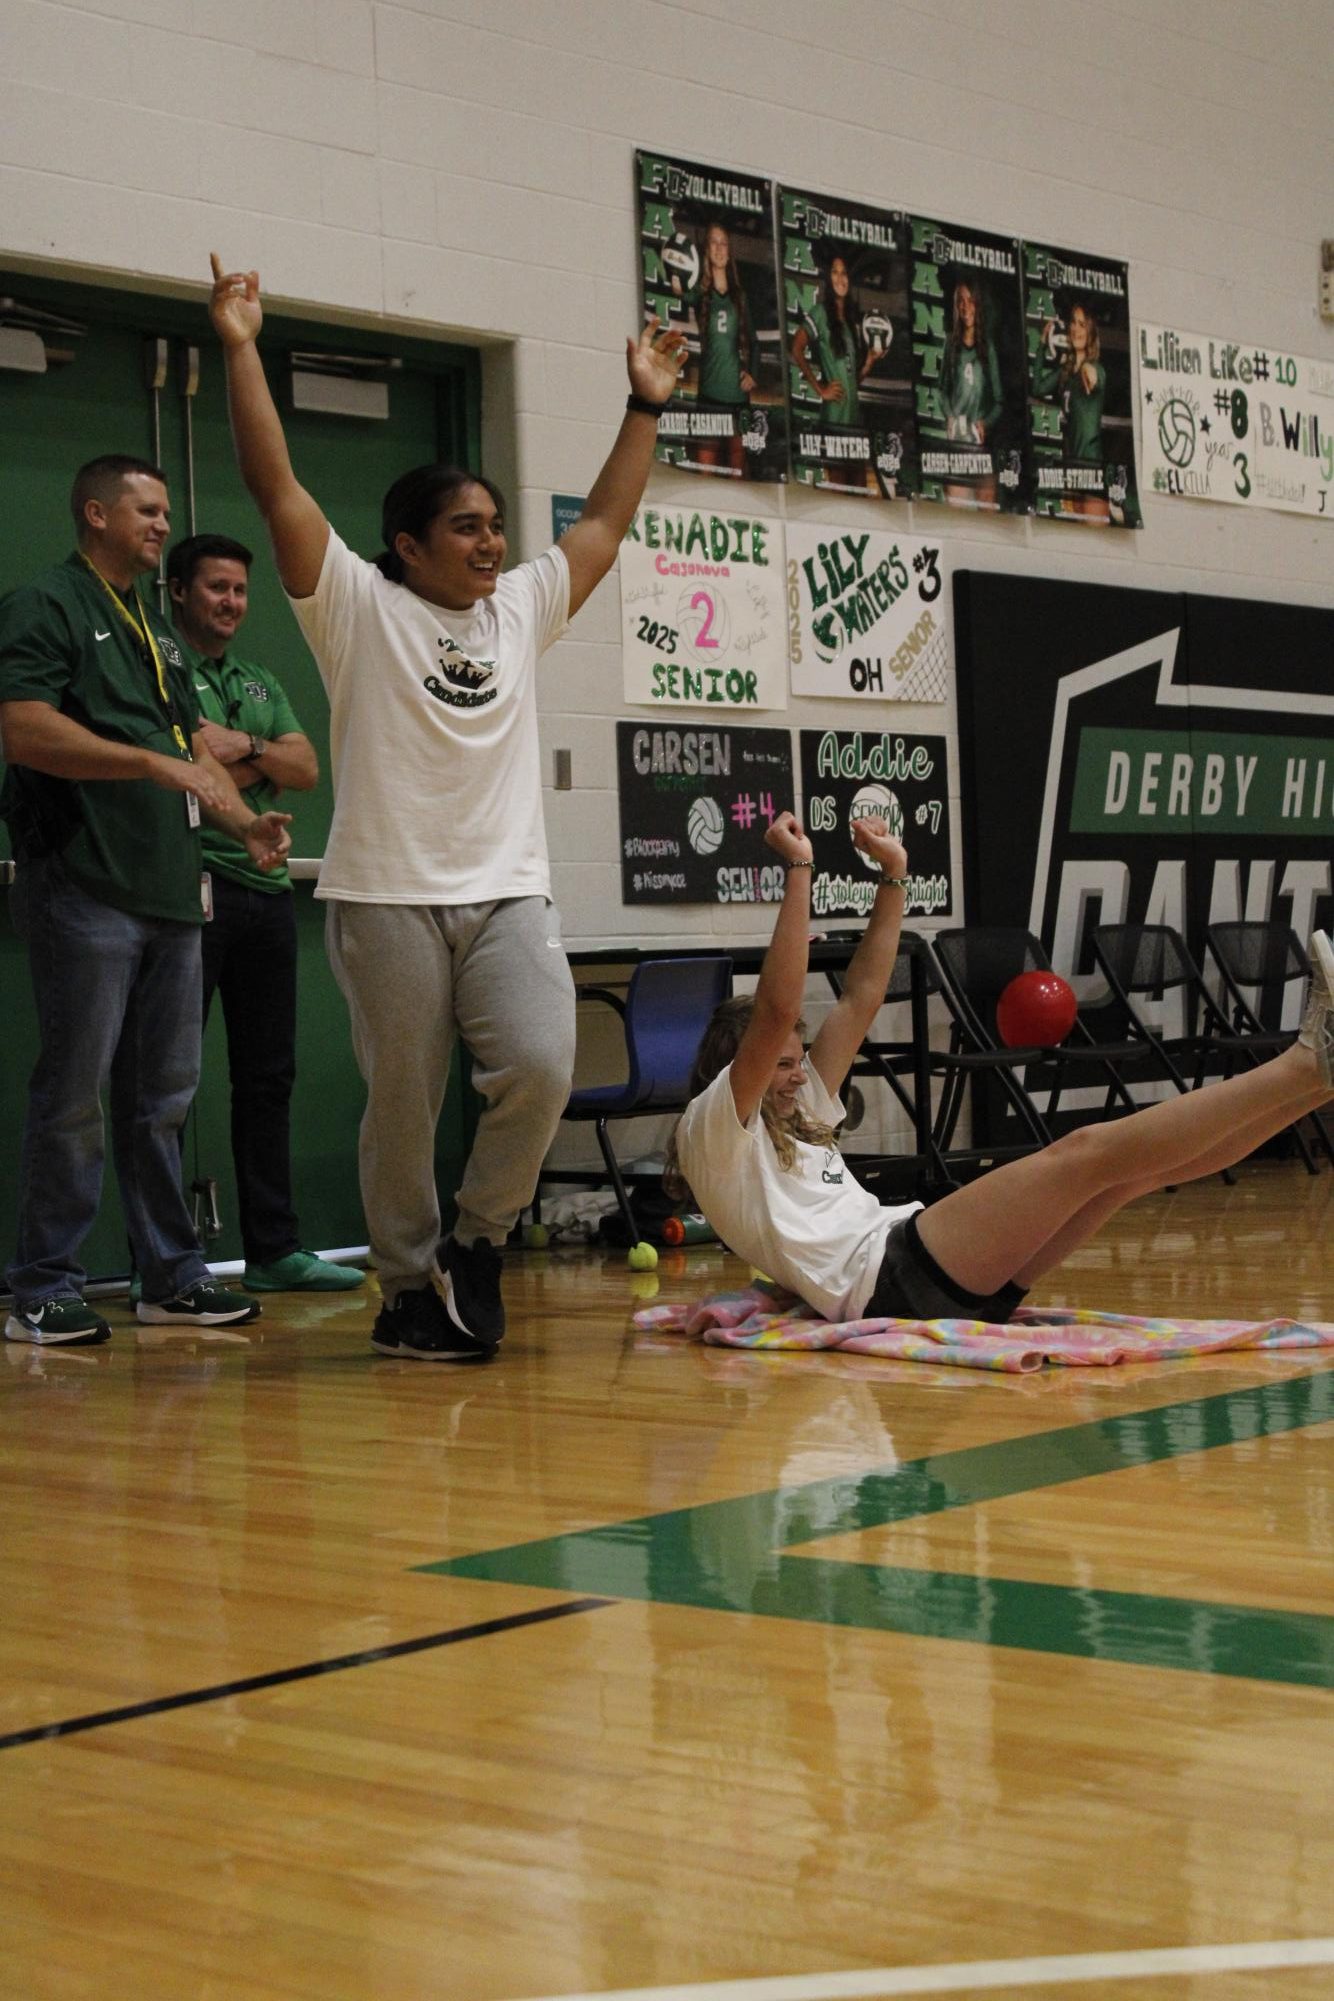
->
xmin=620 ymin=503 xmax=787 ymax=710
xmin=799 ymin=729 xmax=954 ymax=919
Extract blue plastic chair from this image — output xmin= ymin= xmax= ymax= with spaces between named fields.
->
xmin=539 ymin=955 xmax=733 ymax=1255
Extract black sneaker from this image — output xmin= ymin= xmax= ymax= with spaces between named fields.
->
xmin=371 ymin=1282 xmax=496 ymax=1362
xmin=136 ymin=1282 xmax=260 ymax=1326
xmin=4 ymin=1298 xmax=111 ymax=1346
xmin=432 ymin=1236 xmax=505 ymax=1345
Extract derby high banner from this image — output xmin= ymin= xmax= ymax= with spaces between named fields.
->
xmin=1138 ymin=322 xmax=1334 ymax=519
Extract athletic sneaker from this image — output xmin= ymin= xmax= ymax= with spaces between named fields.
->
xmin=4 ymin=1298 xmax=111 ymax=1347
xmin=370 ymin=1283 xmax=497 ymax=1362
xmin=135 ymin=1282 xmax=261 ymax=1326
xmin=242 ymin=1249 xmax=365 ymax=1293
xmin=1299 ymin=929 xmax=1334 ymax=1086
xmin=432 ymin=1235 xmax=506 ymax=1345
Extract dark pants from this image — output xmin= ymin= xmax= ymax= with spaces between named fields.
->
xmin=201 ymin=874 xmax=300 ymax=1266
xmin=7 ymin=854 xmax=209 ymax=1307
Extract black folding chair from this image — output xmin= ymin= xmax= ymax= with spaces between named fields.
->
xmin=1089 ymin=920 xmax=1321 ymax=1185
xmin=930 ymin=926 xmax=1176 ymax=1158
xmin=821 ymin=929 xmax=962 ymax=1194
xmin=1205 ymin=922 xmax=1333 ymax=1172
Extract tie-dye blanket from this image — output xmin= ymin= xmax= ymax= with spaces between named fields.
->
xmin=634 ymin=1284 xmax=1334 ymax=1374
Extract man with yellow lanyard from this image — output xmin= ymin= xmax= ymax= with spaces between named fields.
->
xmin=0 ymin=455 xmax=292 ymax=1346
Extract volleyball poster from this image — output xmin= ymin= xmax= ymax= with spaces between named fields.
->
xmin=907 ymin=215 xmax=1030 ymax=514
xmin=777 ymin=186 xmax=918 ymax=499
xmin=636 ymin=149 xmax=787 ymax=483
xmin=798 ymin=729 xmax=954 ymax=920
xmin=786 ymin=522 xmax=950 ymax=703
xmin=1022 ymin=241 xmax=1141 ymax=527
xmin=616 ymin=721 xmax=795 ymax=904
xmin=620 ymin=502 xmax=787 ymax=711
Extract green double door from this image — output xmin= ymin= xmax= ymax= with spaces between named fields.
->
xmin=0 ymin=270 xmax=481 ymax=1281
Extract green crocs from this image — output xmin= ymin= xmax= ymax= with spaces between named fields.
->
xmin=242 ymin=1249 xmax=365 ymax=1293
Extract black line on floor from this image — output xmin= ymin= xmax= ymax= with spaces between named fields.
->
xmin=0 ymin=1596 xmax=613 ymax=1751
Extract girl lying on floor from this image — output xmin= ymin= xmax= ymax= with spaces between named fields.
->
xmin=667 ymin=811 xmax=1334 ymax=1324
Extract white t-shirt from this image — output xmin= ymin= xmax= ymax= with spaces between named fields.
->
xmin=289 ymin=530 xmax=570 ymax=903
xmin=675 ymin=1064 xmax=922 ymax=1321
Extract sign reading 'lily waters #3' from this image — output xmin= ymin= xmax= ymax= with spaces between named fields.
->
xmin=620 ymin=503 xmax=787 ymax=710
xmin=786 ymin=522 xmax=950 ymax=704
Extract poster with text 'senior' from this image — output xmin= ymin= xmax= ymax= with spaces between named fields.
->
xmin=908 ymin=214 xmax=1031 ymax=514
xmin=1138 ymin=322 xmax=1334 ymax=520
xmin=778 ymin=186 xmax=918 ymax=499
xmin=617 ymin=721 xmax=795 ymax=905
xmin=1022 ymin=240 xmax=1142 ymax=528
xmin=637 ymin=150 xmax=787 ymax=484
xmin=620 ymin=503 xmax=787 ymax=711
xmin=786 ymin=524 xmax=950 ymax=703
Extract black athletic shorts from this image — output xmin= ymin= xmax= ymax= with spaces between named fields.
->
xmin=864 ymin=1207 xmax=1028 ymax=1324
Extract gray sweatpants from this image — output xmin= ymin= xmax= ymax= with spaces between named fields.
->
xmin=325 ymin=896 xmax=576 ymax=1303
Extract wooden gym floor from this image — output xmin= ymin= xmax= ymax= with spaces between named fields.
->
xmin=2 ymin=1160 xmax=1332 ymax=2001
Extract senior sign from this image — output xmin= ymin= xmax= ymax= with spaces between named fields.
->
xmin=620 ymin=503 xmax=787 ymax=710
xmin=786 ymin=522 xmax=950 ymax=703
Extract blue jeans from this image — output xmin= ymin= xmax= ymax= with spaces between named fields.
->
xmin=6 ymin=853 xmax=210 ymax=1308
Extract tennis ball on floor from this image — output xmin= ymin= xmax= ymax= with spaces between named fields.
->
xmin=628 ymin=1242 xmax=659 ymax=1271
xmin=524 ymin=1223 xmax=550 ymax=1248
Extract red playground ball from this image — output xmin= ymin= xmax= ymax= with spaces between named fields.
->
xmin=996 ymin=970 xmax=1078 ymax=1049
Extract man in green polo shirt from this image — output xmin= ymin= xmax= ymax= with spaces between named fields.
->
xmin=165 ymin=532 xmax=362 ymax=1295
xmin=0 ymin=455 xmax=292 ymax=1346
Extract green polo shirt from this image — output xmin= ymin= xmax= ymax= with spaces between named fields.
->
xmin=0 ymin=553 xmax=204 ymax=923
xmin=185 ymin=643 xmax=302 ymax=894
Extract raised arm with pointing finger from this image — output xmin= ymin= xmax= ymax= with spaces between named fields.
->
xmin=209 ymin=254 xmax=329 ymax=598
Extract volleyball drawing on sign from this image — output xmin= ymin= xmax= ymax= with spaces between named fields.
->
xmin=677 ymin=584 xmax=731 ymax=655
xmin=849 ymin=783 xmax=903 ymax=865
xmin=1158 ymin=397 xmax=1197 ymax=467
xmin=687 ymin=795 xmax=726 ymax=854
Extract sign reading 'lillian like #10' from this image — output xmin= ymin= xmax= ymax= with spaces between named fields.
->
xmin=620 ymin=503 xmax=787 ymax=710
xmin=786 ymin=522 xmax=950 ymax=703
xmin=1138 ymin=321 xmax=1334 ymax=520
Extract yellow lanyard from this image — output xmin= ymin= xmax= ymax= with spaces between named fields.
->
xmin=80 ymin=555 xmax=189 ymax=755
